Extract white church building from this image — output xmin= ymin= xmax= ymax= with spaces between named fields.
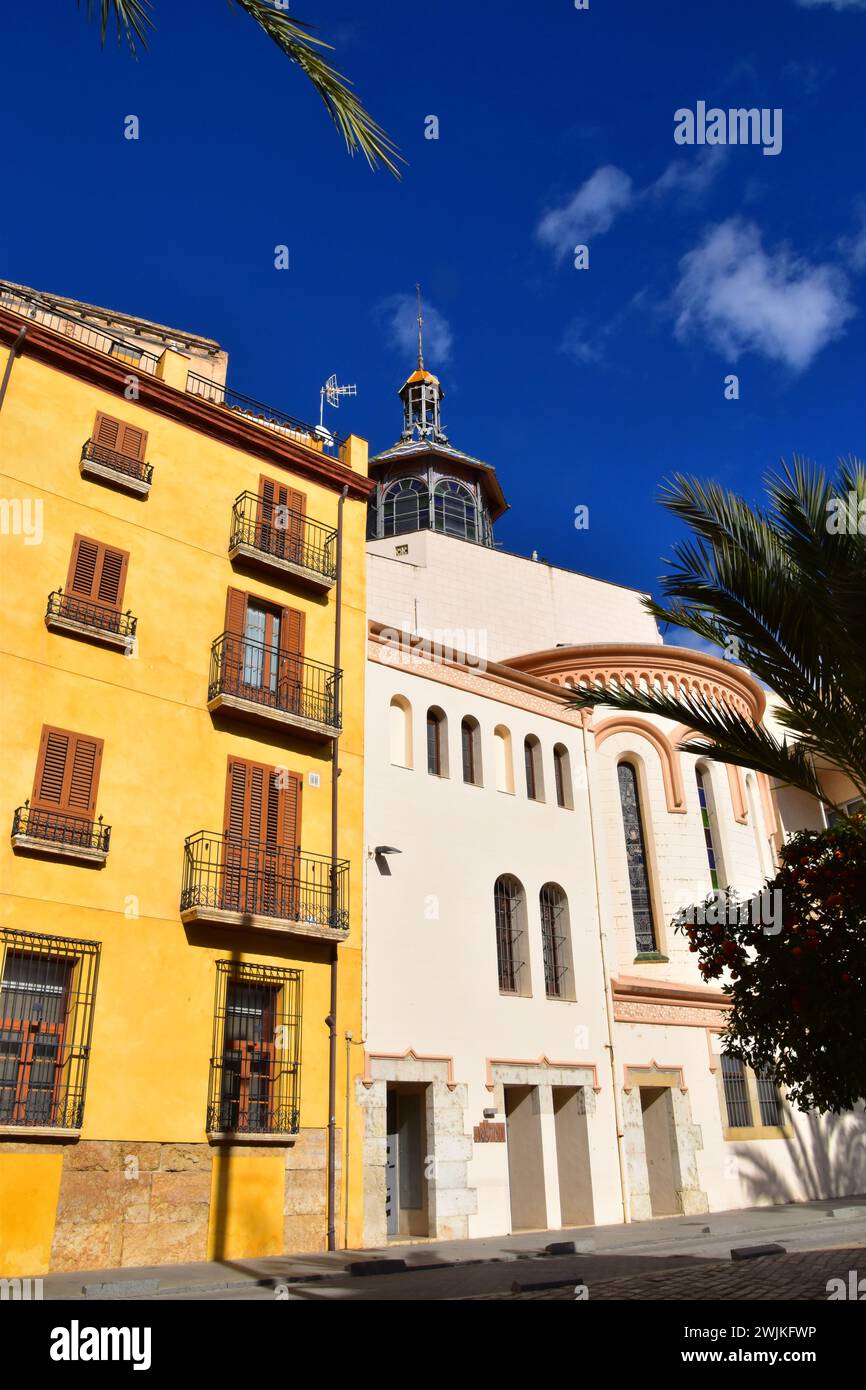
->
xmin=358 ymin=337 xmax=865 ymax=1244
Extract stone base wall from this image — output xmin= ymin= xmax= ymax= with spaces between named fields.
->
xmin=1 ymin=1128 xmax=337 ymax=1272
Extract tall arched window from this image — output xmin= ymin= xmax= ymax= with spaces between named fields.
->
xmin=539 ymin=883 xmax=574 ymax=1000
xmin=494 ymin=875 xmax=529 ymax=994
xmin=433 ymin=479 xmax=478 ymax=542
xmin=494 ymin=725 xmax=514 ymax=793
xmin=524 ymin=736 xmax=544 ymax=801
xmin=426 ymin=706 xmax=448 ymax=777
xmin=617 ymin=761 xmax=658 ymax=953
xmin=389 ymin=696 xmax=413 ymax=769
xmin=461 ymin=716 xmax=482 ymax=785
xmin=553 ymin=744 xmax=573 ymax=809
xmin=696 ymin=765 xmax=724 ymax=890
xmin=382 ymin=478 xmax=430 ymax=537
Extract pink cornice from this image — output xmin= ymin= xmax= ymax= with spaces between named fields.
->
xmin=623 ymin=1062 xmax=689 ymax=1094
xmin=504 ymin=643 xmax=765 ymax=724
xmin=594 ymin=716 xmax=686 ymax=813
xmin=611 ymin=975 xmax=729 ymax=1009
xmin=362 ymin=1049 xmax=458 ymax=1090
xmin=484 ymin=1056 xmax=602 ymax=1093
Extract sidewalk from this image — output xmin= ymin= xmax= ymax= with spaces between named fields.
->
xmin=40 ymin=1195 xmax=866 ymax=1300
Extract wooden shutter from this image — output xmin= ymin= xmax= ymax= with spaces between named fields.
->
xmin=31 ymin=726 xmax=103 ymax=817
xmin=66 ymin=535 xmax=129 ymax=609
xmin=93 ymin=412 xmax=148 ymax=461
xmin=259 ymin=475 xmax=306 ymax=559
xmin=223 ymin=758 xmax=302 ymax=849
xmin=224 ymin=587 xmax=248 ymax=634
xmin=279 ymin=606 xmax=305 ymax=659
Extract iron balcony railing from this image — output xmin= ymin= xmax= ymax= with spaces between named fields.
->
xmin=186 ymin=372 xmax=339 ymax=449
xmin=81 ymin=437 xmax=153 ymax=486
xmin=12 ymin=803 xmax=111 ymax=855
xmin=208 ymin=633 xmax=341 ymax=731
xmin=0 ymin=286 xmax=161 ymax=373
xmin=46 ymin=590 xmax=137 ymax=641
xmin=182 ymin=832 xmax=349 ymax=931
xmin=230 ymin=491 xmax=337 ymax=582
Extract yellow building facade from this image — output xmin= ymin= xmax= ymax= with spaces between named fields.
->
xmin=0 ymin=285 xmax=369 ymax=1275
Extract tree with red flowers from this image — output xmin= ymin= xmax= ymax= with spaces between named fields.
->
xmin=679 ymin=815 xmax=866 ymax=1114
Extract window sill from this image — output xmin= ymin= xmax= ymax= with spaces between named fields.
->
xmin=207 ymin=1131 xmax=298 ymax=1146
xmin=633 ymin=952 xmax=669 ymax=964
xmin=80 ymin=456 xmax=152 ymax=496
xmin=45 ymin=613 xmax=134 ymax=653
xmin=0 ymin=1125 xmax=81 ymax=1140
xmin=722 ymin=1125 xmax=793 ymax=1143
xmin=11 ymin=834 xmax=108 ymax=865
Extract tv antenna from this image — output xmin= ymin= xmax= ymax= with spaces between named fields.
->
xmin=316 ymin=374 xmax=357 ymax=444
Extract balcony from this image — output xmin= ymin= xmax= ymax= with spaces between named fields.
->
xmin=11 ymin=803 xmax=110 ymax=864
xmin=45 ymin=590 xmax=137 ymax=652
xmin=229 ymin=491 xmax=337 ymax=590
xmin=80 ymin=437 xmax=153 ymax=496
xmin=207 ymin=633 xmax=341 ymax=740
xmin=186 ymin=372 xmax=339 ymax=454
xmin=181 ymin=832 xmax=349 ymax=940
xmin=0 ymin=285 xmax=161 ymax=375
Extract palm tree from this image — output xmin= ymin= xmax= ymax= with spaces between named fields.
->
xmin=572 ymin=456 xmax=866 ymax=811
xmin=79 ymin=0 xmax=402 ymax=176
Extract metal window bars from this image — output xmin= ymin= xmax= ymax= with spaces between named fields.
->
xmin=495 ymin=875 xmax=526 ymax=994
xmin=182 ymin=832 xmax=349 ymax=932
xmin=0 ymin=929 xmax=100 ymax=1130
xmin=721 ymin=1054 xmax=752 ymax=1128
xmin=229 ymin=491 xmax=337 ymax=581
xmin=46 ymin=589 xmax=137 ymax=640
xmin=540 ymin=884 xmax=570 ymax=999
xmin=208 ymin=633 xmax=341 ymax=731
xmin=207 ymin=960 xmax=302 ymax=1136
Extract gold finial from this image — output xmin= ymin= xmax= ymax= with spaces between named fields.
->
xmin=416 ymin=282 xmax=424 ymax=370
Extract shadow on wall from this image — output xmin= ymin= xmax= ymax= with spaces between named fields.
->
xmin=736 ymin=1108 xmax=866 ymax=1207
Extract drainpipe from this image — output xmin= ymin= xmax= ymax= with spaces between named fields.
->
xmin=581 ymin=720 xmax=631 ymax=1224
xmin=0 ymin=325 xmax=28 ymax=413
xmin=327 ymin=485 xmax=349 ymax=1250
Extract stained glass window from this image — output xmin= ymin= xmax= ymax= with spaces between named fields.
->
xmin=617 ymin=762 xmax=657 ymax=953
xmin=696 ymin=767 xmax=720 ymax=890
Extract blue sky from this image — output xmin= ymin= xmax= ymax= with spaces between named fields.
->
xmin=2 ymin=0 xmax=864 ymax=619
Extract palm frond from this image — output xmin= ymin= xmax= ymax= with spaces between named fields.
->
xmin=232 ymin=1 xmax=403 ymax=176
xmin=78 ymin=0 xmax=153 ymax=52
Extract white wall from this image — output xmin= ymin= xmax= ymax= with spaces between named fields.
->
xmin=367 ymin=530 xmax=661 ymax=662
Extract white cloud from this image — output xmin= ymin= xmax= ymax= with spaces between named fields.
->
xmin=561 ymin=318 xmax=604 ymax=365
xmin=838 ymin=206 xmax=866 ymax=271
xmin=536 ymin=166 xmax=634 ymax=261
xmin=377 ymin=293 xmax=453 ymax=365
xmin=672 ymin=219 xmax=855 ymax=371
xmin=537 ymin=151 xmax=725 ymax=262
xmin=796 ymin=0 xmax=866 ymax=10
xmin=651 ymin=148 xmax=727 ymax=198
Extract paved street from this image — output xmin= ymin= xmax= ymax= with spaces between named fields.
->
xmin=40 ymin=1195 xmax=866 ymax=1302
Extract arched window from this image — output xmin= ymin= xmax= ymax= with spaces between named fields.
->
xmin=433 ymin=479 xmax=478 ymax=542
xmin=524 ymin=736 xmax=544 ymax=802
xmin=539 ymin=883 xmax=574 ymax=1000
xmin=617 ymin=761 xmax=658 ymax=954
xmin=461 ymin=716 xmax=482 ymax=786
xmin=426 ymin=706 xmax=448 ymax=777
xmin=494 ymin=874 xmax=529 ymax=994
xmin=493 ymin=725 xmax=514 ymax=793
xmin=382 ymin=478 xmax=430 ymax=537
xmin=389 ymin=695 xmax=413 ymax=769
xmin=553 ymin=744 xmax=573 ymax=809
xmin=696 ymin=765 xmax=724 ymax=890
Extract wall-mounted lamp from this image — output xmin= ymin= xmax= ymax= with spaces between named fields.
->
xmin=373 ymin=846 xmax=402 ymax=856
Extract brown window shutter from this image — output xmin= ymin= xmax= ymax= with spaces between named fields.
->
xmin=93 ymin=412 xmax=121 ymax=451
xmin=92 ymin=412 xmax=147 ymax=461
xmin=278 ymin=772 xmax=303 ymax=852
xmin=279 ymin=606 xmax=305 ymax=658
xmin=117 ymin=421 xmax=147 ymax=461
xmin=66 ymin=536 xmax=100 ymax=597
xmin=66 ymin=537 xmax=129 ymax=608
xmin=31 ymin=726 xmax=103 ymax=817
xmin=224 ymin=587 xmax=248 ymax=634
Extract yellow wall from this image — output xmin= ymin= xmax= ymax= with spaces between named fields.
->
xmin=0 ymin=337 xmax=368 ymax=1272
